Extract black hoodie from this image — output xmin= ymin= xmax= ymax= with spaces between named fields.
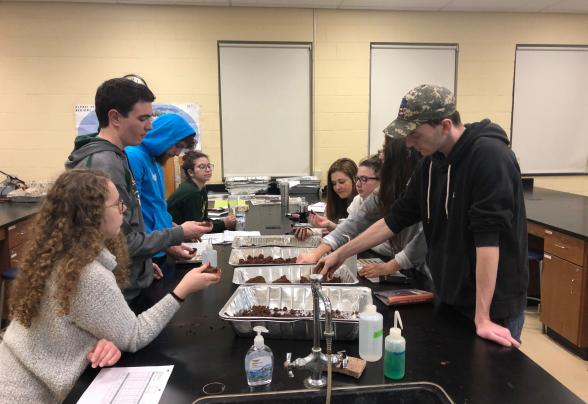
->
xmin=385 ymin=119 xmax=528 ymax=321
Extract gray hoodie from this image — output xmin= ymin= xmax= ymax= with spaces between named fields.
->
xmin=324 ymin=191 xmax=428 ymax=274
xmin=65 ymin=134 xmax=184 ymax=300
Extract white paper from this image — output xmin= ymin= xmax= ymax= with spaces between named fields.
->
xmin=221 ymin=230 xmax=261 ymax=243
xmin=201 ymin=233 xmax=226 ymax=244
xmin=308 ymin=202 xmax=326 ymax=213
xmin=250 ymin=198 xmax=278 ymax=206
xmin=77 ymin=365 xmax=173 ymax=404
xmin=201 ymin=231 xmax=261 ymax=244
xmin=358 ymin=258 xmax=382 ymax=283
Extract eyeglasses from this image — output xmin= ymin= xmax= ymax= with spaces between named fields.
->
xmin=106 ymin=199 xmax=127 ymax=214
xmin=196 ymin=163 xmax=214 ymax=170
xmin=354 ymin=176 xmax=379 ymax=183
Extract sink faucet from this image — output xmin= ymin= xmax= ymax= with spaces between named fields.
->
xmin=284 ymin=274 xmax=348 ymax=388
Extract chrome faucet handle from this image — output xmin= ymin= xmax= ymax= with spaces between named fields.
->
xmin=284 ymin=352 xmax=294 ymax=378
xmin=336 ymin=350 xmax=349 ymax=368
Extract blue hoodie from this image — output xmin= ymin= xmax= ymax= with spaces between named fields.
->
xmin=126 ymin=114 xmax=197 ymax=242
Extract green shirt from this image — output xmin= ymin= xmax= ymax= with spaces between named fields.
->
xmin=167 ymin=180 xmax=226 ymax=233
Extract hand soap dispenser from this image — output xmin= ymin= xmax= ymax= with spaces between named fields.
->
xmin=384 ymin=310 xmax=405 ymax=380
xmin=245 ymin=326 xmax=273 ymax=386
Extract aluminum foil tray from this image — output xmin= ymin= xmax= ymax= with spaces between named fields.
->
xmin=232 ymin=264 xmax=358 ymax=285
xmin=231 ymin=234 xmax=323 ymax=248
xmin=219 ymin=285 xmax=372 ymax=340
xmin=229 ymin=247 xmax=313 ymax=266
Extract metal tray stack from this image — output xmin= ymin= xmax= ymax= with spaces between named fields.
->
xmin=219 ymin=285 xmax=372 ymax=340
xmin=229 ymin=247 xmax=313 ymax=266
xmin=232 ymin=264 xmax=358 ymax=285
xmin=231 ymin=234 xmax=323 ymax=249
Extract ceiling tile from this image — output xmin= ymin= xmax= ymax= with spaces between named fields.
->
xmin=542 ymin=0 xmax=588 ymax=13
xmin=231 ymin=0 xmax=341 ymax=8
xmin=442 ymin=0 xmax=557 ymax=13
xmin=340 ymin=0 xmax=448 ymax=11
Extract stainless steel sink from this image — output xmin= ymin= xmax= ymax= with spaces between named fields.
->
xmin=193 ymin=382 xmax=454 ymax=403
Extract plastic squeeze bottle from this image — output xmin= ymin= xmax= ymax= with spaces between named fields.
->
xmin=201 ymin=244 xmax=217 ymax=270
xmin=245 ymin=326 xmax=274 ymax=386
xmin=384 ymin=310 xmax=405 ymax=379
xmin=359 ymin=304 xmax=383 ymax=362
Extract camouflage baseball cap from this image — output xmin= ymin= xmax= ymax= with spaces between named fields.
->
xmin=383 ymin=84 xmax=456 ymax=138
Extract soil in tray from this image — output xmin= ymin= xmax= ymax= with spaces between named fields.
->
xmin=236 ymin=305 xmax=357 ymax=319
xmin=238 ymin=254 xmax=296 ymax=265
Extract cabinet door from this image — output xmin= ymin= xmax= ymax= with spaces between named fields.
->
xmin=7 ymin=218 xmax=31 ymax=250
xmin=541 ymin=253 xmax=583 ymax=344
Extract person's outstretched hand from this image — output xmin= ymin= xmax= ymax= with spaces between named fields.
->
xmin=476 ymin=318 xmax=521 ymax=348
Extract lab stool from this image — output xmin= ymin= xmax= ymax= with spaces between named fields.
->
xmin=0 ymin=268 xmax=18 ymax=330
xmin=527 ymin=249 xmax=543 ymax=312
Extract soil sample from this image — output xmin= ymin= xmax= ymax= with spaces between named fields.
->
xmin=238 ymin=254 xmax=296 ymax=265
xmin=237 ymin=305 xmax=356 ymax=319
xmin=246 ymin=275 xmax=267 ymax=283
xmin=272 ymin=275 xmax=291 ymax=284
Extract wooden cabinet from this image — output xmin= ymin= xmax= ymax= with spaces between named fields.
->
xmin=541 ymin=253 xmax=583 ymax=344
xmin=0 ymin=217 xmax=32 ymax=272
xmin=543 ymin=228 xmax=584 ymax=266
xmin=533 ymin=222 xmax=588 ymax=356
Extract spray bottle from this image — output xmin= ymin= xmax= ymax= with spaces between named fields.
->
xmin=384 ymin=310 xmax=405 ymax=379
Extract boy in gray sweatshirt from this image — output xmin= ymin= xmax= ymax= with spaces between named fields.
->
xmin=66 ymin=78 xmax=208 ymax=302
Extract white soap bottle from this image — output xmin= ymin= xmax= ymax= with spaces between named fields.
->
xmin=245 ymin=326 xmax=273 ymax=386
xmin=201 ymin=244 xmax=217 ymax=269
xmin=359 ymin=304 xmax=383 ymax=361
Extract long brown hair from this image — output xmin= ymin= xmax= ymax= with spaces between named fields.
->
xmin=10 ymin=169 xmax=129 ymax=327
xmin=378 ymin=136 xmax=422 ymax=213
xmin=326 ymin=158 xmax=358 ymax=222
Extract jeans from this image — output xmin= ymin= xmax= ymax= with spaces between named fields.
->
xmin=498 ymin=310 xmax=526 ymax=342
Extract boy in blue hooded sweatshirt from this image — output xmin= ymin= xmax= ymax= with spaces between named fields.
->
xmin=126 ymin=113 xmax=208 ymax=268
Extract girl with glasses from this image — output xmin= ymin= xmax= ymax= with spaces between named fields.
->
xmin=167 ymin=151 xmax=236 ymax=232
xmin=298 ymin=138 xmax=430 ymax=290
xmin=0 ymin=170 xmax=221 ymax=402
xmin=296 ymin=157 xmax=381 ymax=240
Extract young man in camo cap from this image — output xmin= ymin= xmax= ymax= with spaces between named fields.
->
xmin=320 ymin=84 xmax=529 ymax=348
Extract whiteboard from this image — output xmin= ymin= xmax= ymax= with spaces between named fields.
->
xmin=511 ymin=46 xmax=588 ymax=174
xmin=219 ymin=42 xmax=312 ymax=177
xmin=369 ymin=44 xmax=457 ymax=154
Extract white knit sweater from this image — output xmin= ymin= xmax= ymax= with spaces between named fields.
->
xmin=0 ymin=249 xmax=180 ymax=403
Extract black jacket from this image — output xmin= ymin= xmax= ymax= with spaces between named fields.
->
xmin=385 ymin=119 xmax=528 ymax=320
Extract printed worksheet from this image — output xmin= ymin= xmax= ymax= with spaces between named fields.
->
xmin=77 ymin=365 xmax=173 ymax=404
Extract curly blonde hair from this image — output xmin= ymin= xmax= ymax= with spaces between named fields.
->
xmin=10 ymin=169 xmax=129 ymax=327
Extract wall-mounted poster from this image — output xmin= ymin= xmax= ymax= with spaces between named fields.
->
xmin=74 ymin=103 xmax=200 ymax=143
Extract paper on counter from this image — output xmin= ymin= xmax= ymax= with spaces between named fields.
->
xmin=77 ymin=365 xmax=173 ymax=404
xmin=201 ymin=233 xmax=225 ymax=244
xmin=202 ymin=230 xmax=261 ymax=244
xmin=308 ymin=202 xmax=326 ymax=213
xmin=221 ymin=230 xmax=261 ymax=243
xmin=358 ymin=258 xmax=382 ymax=283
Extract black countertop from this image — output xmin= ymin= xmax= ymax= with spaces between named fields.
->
xmin=0 ymin=201 xmax=39 ymax=228
xmin=65 ymin=245 xmax=583 ymax=404
xmin=525 ymin=187 xmax=588 ymax=240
